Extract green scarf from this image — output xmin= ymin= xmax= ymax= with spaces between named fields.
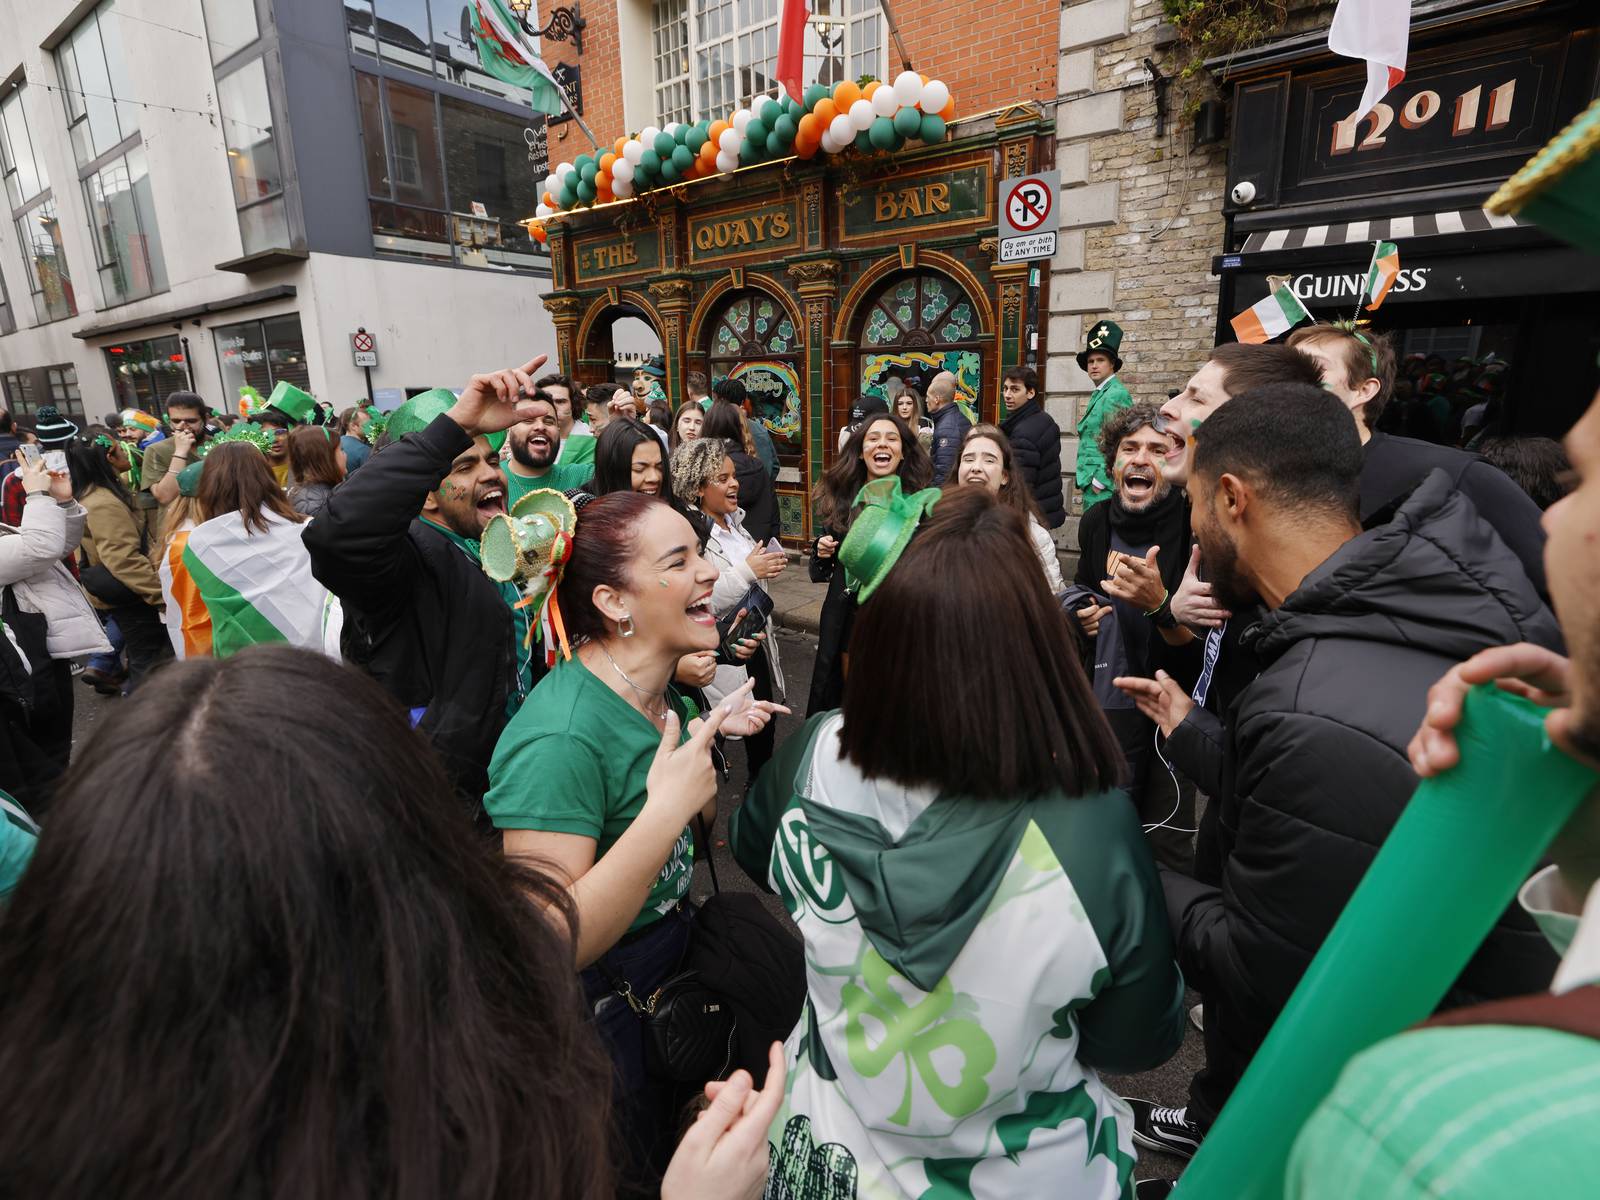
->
xmin=420 ymin=516 xmax=534 ymax=710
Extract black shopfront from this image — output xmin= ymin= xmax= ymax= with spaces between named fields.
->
xmin=1213 ymin=0 xmax=1600 ymax=444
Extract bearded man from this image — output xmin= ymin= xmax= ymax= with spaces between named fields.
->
xmin=501 ymin=391 xmax=592 ymax=507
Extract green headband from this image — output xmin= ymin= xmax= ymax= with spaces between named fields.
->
xmin=1333 ymin=320 xmax=1380 ymax=374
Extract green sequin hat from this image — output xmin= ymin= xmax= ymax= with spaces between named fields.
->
xmin=384 ymin=388 xmax=458 ymax=441
xmin=174 ymin=422 xmax=270 ymax=494
xmin=1078 ymin=319 xmax=1124 ymax=373
xmin=1487 ymin=96 xmax=1600 ymax=255
xmin=265 ymin=380 xmax=319 ymax=425
xmin=839 ymin=475 xmax=941 ymax=602
xmin=480 ymin=488 xmax=578 ymax=665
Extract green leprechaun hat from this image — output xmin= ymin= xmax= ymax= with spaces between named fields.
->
xmin=1487 ymin=96 xmax=1600 ymax=255
xmin=384 ymin=388 xmax=459 ymax=441
xmin=1078 ymin=319 xmax=1124 ymax=373
xmin=265 ymin=380 xmax=320 ymax=426
xmin=839 ymin=475 xmax=941 ymax=602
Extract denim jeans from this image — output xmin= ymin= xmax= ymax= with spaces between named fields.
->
xmin=86 ymin=615 xmax=123 ymax=676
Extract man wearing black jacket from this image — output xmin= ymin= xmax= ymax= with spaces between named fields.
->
xmin=1118 ymin=385 xmax=1563 ymax=1158
xmin=999 ymin=365 xmax=1066 ymax=528
xmin=304 ymin=356 xmax=548 ymax=813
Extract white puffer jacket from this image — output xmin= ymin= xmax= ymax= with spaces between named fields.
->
xmin=0 ymin=494 xmax=113 ymax=660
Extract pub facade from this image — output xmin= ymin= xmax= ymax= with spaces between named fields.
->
xmin=538 ymin=104 xmax=1054 ymax=542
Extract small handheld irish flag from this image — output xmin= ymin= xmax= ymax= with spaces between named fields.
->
xmin=1231 ymin=278 xmax=1311 ymax=344
xmin=1363 ymin=240 xmax=1401 ymax=311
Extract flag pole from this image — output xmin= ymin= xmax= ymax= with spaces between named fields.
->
xmin=1352 ymin=239 xmax=1378 ymax=323
xmin=878 ymin=0 xmax=915 ymax=73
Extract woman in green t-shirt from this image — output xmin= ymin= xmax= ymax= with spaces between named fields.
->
xmin=484 ymin=489 xmax=786 ymax=1184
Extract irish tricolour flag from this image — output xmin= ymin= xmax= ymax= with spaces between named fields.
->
xmin=1231 ymin=280 xmax=1311 ymax=345
xmin=1363 ymin=240 xmax=1401 ymax=311
xmin=1329 ymin=0 xmax=1410 ymax=122
xmin=182 ymin=512 xmax=333 ymax=659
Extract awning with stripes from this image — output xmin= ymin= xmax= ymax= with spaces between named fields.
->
xmin=1240 ymin=207 xmax=1526 ymax=253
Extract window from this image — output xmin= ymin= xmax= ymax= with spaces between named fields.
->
xmin=104 ymin=335 xmax=189 ymax=413
xmin=654 ymin=0 xmax=883 ymax=124
xmin=214 ymin=56 xmax=291 ymax=254
xmin=58 ymin=2 xmax=168 ymax=307
xmin=856 ymin=271 xmax=983 ymax=423
xmin=201 ymin=0 xmax=259 ymax=64
xmin=357 ymin=71 xmax=547 ymax=269
xmin=47 ymin=366 xmax=83 ymax=419
xmin=0 ymin=267 xmax=13 ymax=335
xmin=212 ymin=313 xmax=309 ymax=409
xmin=1 ymin=87 xmax=77 ymax=323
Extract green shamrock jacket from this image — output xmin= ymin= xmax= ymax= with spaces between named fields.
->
xmin=1075 ymin=375 xmax=1133 ymax=510
xmin=729 ymin=713 xmax=1185 ymax=1199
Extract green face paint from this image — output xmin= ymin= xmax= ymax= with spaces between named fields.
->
xmin=438 ymin=480 xmax=463 ymax=500
xmin=1189 ymin=418 xmax=1203 ymax=431
xmin=1114 ymin=453 xmax=1132 ymax=471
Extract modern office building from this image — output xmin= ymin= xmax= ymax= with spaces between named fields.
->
xmin=0 ymin=0 xmax=558 ymax=421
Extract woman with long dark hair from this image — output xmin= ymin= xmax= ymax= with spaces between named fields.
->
xmin=731 ymin=487 xmax=1184 ymax=1197
xmin=68 ymin=427 xmax=171 ymax=689
xmin=0 ymin=647 xmax=780 ymax=1200
xmin=805 ymin=410 xmax=932 ymax=715
xmin=484 ymin=490 xmax=785 ymax=1188
xmin=286 ymin=425 xmax=346 ymax=517
xmin=703 ymin=387 xmax=777 ymax=544
xmin=589 ymin=417 xmax=672 ymax=502
xmin=951 ymin=423 xmax=1065 ymax=593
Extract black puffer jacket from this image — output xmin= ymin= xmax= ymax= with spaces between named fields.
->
xmin=1163 ymin=470 xmax=1564 ymax=1122
xmin=1000 ymin=398 xmax=1065 ymax=529
xmin=304 ymin=415 xmax=532 ymax=814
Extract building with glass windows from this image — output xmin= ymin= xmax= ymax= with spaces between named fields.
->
xmin=0 ymin=0 xmax=557 ymax=422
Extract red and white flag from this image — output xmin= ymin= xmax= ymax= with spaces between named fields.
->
xmin=1329 ymin=0 xmax=1411 ymax=122
xmin=776 ymin=0 xmax=811 ymax=103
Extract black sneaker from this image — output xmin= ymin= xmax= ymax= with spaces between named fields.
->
xmin=1134 ymin=1181 xmax=1175 ymax=1200
xmin=1126 ymin=1098 xmax=1203 ymax=1159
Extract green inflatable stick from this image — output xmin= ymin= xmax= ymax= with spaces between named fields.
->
xmin=1174 ymin=684 xmax=1599 ymax=1200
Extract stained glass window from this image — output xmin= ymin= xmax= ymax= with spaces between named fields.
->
xmin=860 ymin=272 xmax=979 ymax=348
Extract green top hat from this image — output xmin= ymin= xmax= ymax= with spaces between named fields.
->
xmin=1078 ymin=319 xmax=1125 ymax=373
xmin=1487 ymin=96 xmax=1600 ymax=256
xmin=385 ymin=388 xmax=459 ymax=441
xmin=480 ymin=488 xmax=577 ymax=591
xmin=839 ymin=475 xmax=941 ymax=602
xmin=265 ymin=380 xmax=319 ymax=425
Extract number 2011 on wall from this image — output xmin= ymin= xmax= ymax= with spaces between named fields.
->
xmin=1330 ymin=80 xmax=1516 ymax=154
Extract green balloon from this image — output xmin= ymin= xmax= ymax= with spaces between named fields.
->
xmin=890 ymin=131 xmax=906 ymax=152
xmin=575 ymin=178 xmax=597 ymax=202
xmin=673 ymin=123 xmax=690 ymax=143
xmin=579 ymin=161 xmax=598 ymax=184
xmin=685 ymin=125 xmax=708 ymax=153
xmin=765 ymin=129 xmax=784 ymax=155
xmin=638 ymin=148 xmax=660 ymax=176
xmin=760 ymin=98 xmax=783 ymax=127
xmin=868 ymin=115 xmax=896 ymax=150
xmin=745 ymin=117 xmax=768 ymax=145
xmin=803 ymin=83 xmax=829 ymax=111
xmin=919 ymin=113 xmax=947 ymax=143
xmin=654 ymin=131 xmax=676 ymax=157
xmin=893 ymin=105 xmax=922 ymax=137
xmin=738 ymin=137 xmax=759 ymax=165
xmin=854 ymin=129 xmax=873 ymax=153
xmin=773 ymin=114 xmax=797 ymax=144
xmin=573 ymin=153 xmax=593 ymax=174
xmin=671 ymin=144 xmax=694 ymax=172
xmin=660 ymin=159 xmax=681 ymax=184
xmin=558 ymin=184 xmax=577 ymax=208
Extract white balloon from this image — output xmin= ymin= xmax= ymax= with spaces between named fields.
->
xmin=828 ymin=113 xmax=854 ymax=145
xmin=718 ymin=127 xmax=741 ymax=155
xmin=639 ymin=125 xmax=660 ymax=145
xmin=611 ymin=158 xmax=635 ymax=183
xmin=555 ymin=161 xmax=575 ymax=179
xmin=663 ymin=122 xmax=680 ymax=138
xmin=819 ymin=128 xmax=837 ymax=154
xmin=732 ymin=108 xmax=752 ymax=136
xmin=848 ymin=98 xmax=875 ymax=131
xmin=543 ymin=173 xmax=559 ymax=195
xmin=892 ymin=69 xmax=923 ymax=109
xmin=535 ymin=203 xmax=552 ymax=218
xmin=611 ymin=176 xmax=633 ymax=198
xmin=871 ymin=84 xmax=899 ymax=118
xmin=920 ymin=79 xmax=950 ymax=114
xmin=716 ymin=149 xmax=740 ymax=173
xmin=621 ymin=139 xmax=644 ymax=166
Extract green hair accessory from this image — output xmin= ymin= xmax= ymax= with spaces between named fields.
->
xmin=839 ymin=475 xmax=941 ymax=602
xmin=362 ymin=412 xmax=389 ymax=445
xmin=211 ymin=422 xmax=276 ymax=455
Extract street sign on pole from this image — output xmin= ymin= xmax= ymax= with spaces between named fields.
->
xmin=997 ymin=172 xmax=1059 ymax=263
xmin=352 ymin=328 xmax=378 ymax=404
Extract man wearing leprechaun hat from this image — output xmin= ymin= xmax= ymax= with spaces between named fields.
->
xmin=1076 ymin=319 xmax=1134 ymax=511
xmin=303 ymin=359 xmax=550 ymax=812
xmin=253 ymin=381 xmax=320 ymax=488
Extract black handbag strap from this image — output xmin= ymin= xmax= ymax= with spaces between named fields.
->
xmin=696 ymin=814 xmax=721 ymax=896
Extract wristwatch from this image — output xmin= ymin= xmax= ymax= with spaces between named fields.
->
xmin=1151 ymin=602 xmax=1179 ymax=630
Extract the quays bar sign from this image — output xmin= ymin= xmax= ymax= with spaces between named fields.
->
xmin=687 ymin=201 xmax=802 ymax=266
xmin=839 ymin=162 xmax=991 ymax=240
xmin=573 ymin=230 xmax=660 ymax=284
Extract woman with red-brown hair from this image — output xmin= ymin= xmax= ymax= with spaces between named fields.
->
xmin=286 ymin=426 xmax=346 ymax=518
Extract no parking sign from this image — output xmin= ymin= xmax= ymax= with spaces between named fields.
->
xmin=997 ymin=172 xmax=1059 ymax=263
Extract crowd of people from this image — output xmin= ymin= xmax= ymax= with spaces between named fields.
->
xmin=0 ymin=295 xmax=1595 ymax=1200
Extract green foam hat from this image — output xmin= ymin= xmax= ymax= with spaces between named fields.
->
xmin=486 ymin=429 xmax=508 ymax=453
xmin=1078 ymin=319 xmax=1124 ymax=373
xmin=384 ymin=388 xmax=459 ymax=440
xmin=265 ymin=380 xmax=319 ymax=425
xmin=839 ymin=475 xmax=940 ymax=602
xmin=1487 ymin=96 xmax=1600 ymax=255
xmin=176 ymin=460 xmax=205 ymax=497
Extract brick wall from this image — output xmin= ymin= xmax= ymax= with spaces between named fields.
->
xmin=535 ymin=0 xmax=627 ymax=155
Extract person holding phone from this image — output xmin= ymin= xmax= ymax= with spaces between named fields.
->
xmin=670 ymin=437 xmax=787 ymax=782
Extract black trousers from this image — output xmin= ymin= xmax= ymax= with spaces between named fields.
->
xmin=108 ymin=602 xmax=174 ymax=690
xmin=29 ymin=659 xmax=74 ymax=776
xmin=744 ymin=643 xmax=777 ymax=784
xmin=1105 ymin=706 xmax=1196 ymax=875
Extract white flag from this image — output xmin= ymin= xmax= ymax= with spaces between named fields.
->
xmin=1329 ymin=0 xmax=1411 ymax=122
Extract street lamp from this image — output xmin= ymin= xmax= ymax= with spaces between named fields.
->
xmin=504 ymin=0 xmax=586 ymax=55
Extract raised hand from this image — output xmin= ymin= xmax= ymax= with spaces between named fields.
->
xmin=445 ymin=354 xmax=551 ymax=437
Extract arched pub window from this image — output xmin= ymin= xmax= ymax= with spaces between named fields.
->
xmin=707 ymin=293 xmax=805 ymax=532
xmin=857 ymin=271 xmax=983 ymax=419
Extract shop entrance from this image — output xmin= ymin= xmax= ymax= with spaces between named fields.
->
xmin=579 ymin=303 xmax=663 ymax=389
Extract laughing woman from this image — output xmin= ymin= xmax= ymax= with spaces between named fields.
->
xmin=806 ymin=411 xmax=931 ymax=715
xmin=951 ymin=424 xmax=1065 ymax=594
xmin=483 ymin=491 xmax=785 ymax=1189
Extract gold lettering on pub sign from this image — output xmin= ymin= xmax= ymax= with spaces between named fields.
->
xmin=574 ymin=232 xmax=659 ymax=283
xmin=579 ymin=241 xmax=638 ymax=271
xmin=689 ymin=207 xmax=797 ymax=261
xmin=874 ymin=182 xmax=950 ymax=222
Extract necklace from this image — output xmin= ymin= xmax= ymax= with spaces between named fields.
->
xmin=596 ymin=641 xmax=670 ymax=722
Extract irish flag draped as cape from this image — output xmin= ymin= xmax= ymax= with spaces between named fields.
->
xmin=182 ymin=511 xmax=333 ymax=658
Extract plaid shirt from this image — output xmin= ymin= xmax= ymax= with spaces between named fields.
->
xmin=2 ymin=471 xmax=80 ymax=577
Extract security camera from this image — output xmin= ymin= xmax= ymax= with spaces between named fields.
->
xmin=1230 ymin=180 xmax=1257 ymax=206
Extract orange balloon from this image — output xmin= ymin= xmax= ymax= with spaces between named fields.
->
xmin=795 ymin=137 xmax=818 ymax=159
xmin=834 ymin=80 xmax=861 ymax=110
xmin=814 ymin=97 xmax=837 ymax=126
xmin=795 ymin=112 xmax=820 ymax=144
xmin=599 ymin=152 xmax=617 ymax=172
xmin=542 ymin=190 xmax=554 ymax=207
xmin=864 ymin=80 xmax=881 ymax=99
xmin=940 ymin=97 xmax=955 ymax=121
xmin=700 ymin=140 xmax=718 ymax=166
xmin=597 ymin=170 xmax=612 ymax=190
xmin=614 ymin=136 xmax=627 ymax=156
xmin=709 ymin=119 xmax=730 ymax=143
xmin=919 ymin=73 xmax=929 ymax=85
